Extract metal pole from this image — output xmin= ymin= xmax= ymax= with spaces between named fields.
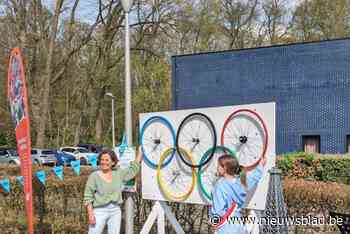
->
xmin=124 ymin=10 xmax=134 ymax=234
xmin=111 ymin=97 xmax=115 ymax=148
xmin=125 ymin=12 xmax=132 ymax=145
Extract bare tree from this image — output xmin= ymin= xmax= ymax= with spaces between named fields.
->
xmin=261 ymin=0 xmax=291 ymax=45
xmin=220 ymin=0 xmax=259 ymax=49
xmin=291 ymin=0 xmax=350 ymax=41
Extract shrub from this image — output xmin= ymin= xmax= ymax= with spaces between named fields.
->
xmin=283 ymin=178 xmax=350 ymax=233
xmin=277 ymin=152 xmax=350 ymax=185
xmin=277 ymin=152 xmax=315 ymax=175
xmin=0 ymin=132 xmax=7 ymax=146
xmin=1 ymin=159 xmax=349 ymax=233
xmin=283 ymin=177 xmax=350 ymax=214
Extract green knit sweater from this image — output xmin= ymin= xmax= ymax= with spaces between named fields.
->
xmin=83 ymin=161 xmax=140 ymax=207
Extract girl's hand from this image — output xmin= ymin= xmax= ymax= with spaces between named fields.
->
xmin=136 ymin=145 xmax=143 ymax=162
xmin=88 ymin=213 xmax=96 ymax=225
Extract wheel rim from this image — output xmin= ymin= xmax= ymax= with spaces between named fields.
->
xmin=221 ymin=109 xmax=268 ymax=171
xmin=176 ymin=113 xmax=217 ymax=168
xmin=140 ymin=116 xmax=176 ymax=169
xmin=157 ymin=147 xmax=196 ymax=201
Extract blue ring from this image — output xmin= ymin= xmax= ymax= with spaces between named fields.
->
xmin=140 ymin=116 xmax=176 ymax=169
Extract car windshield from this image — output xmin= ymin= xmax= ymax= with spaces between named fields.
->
xmin=42 ymin=150 xmax=55 ymax=154
xmin=8 ymin=150 xmax=18 ymax=156
xmin=77 ymin=148 xmax=89 ymax=153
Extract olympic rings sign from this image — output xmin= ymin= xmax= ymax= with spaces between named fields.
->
xmin=139 ymin=103 xmax=275 ymax=207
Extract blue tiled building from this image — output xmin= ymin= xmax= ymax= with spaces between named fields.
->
xmin=171 ymin=38 xmax=350 ymax=154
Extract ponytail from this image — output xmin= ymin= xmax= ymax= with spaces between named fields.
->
xmin=218 ymin=155 xmax=247 ymax=188
xmin=238 ymin=166 xmax=247 ymax=189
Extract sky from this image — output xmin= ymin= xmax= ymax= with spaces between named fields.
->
xmin=41 ymin=0 xmax=301 ymax=25
xmin=43 ymin=0 xmax=100 ymax=23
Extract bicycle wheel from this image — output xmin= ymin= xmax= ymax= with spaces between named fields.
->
xmin=221 ymin=109 xmax=268 ymax=171
xmin=140 ymin=116 xmax=176 ymax=169
xmin=157 ymin=147 xmax=196 ymax=201
xmin=198 ymin=146 xmax=235 ymax=202
xmin=176 ymin=113 xmax=217 ymax=168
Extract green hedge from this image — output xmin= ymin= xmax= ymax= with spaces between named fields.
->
xmin=0 ymin=165 xmax=98 ymax=233
xmin=1 ymin=156 xmax=349 ymax=233
xmin=1 ymin=172 xmax=349 ymax=233
xmin=283 ymin=177 xmax=350 ymax=233
xmin=0 ymin=132 xmax=7 ymax=146
xmin=277 ymin=152 xmax=350 ymax=185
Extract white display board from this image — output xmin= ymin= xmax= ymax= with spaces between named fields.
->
xmin=139 ymin=102 xmax=275 ymax=210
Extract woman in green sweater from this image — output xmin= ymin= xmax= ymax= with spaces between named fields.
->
xmin=84 ymin=147 xmax=142 ymax=234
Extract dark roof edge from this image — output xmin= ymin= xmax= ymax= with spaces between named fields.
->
xmin=171 ymin=37 xmax=350 ymax=59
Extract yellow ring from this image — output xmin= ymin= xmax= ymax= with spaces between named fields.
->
xmin=157 ymin=147 xmax=196 ymax=201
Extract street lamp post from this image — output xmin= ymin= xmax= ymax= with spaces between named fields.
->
xmin=120 ymin=1 xmax=134 ymax=234
xmin=121 ymin=0 xmax=133 ymax=146
xmin=105 ymin=93 xmax=115 ymax=148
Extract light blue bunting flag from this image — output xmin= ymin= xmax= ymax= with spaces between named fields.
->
xmin=53 ymin=166 xmax=64 ymax=180
xmin=119 ymin=131 xmax=128 ymax=155
xmin=36 ymin=170 xmax=46 ymax=186
xmin=88 ymin=154 xmax=97 ymax=169
xmin=0 ymin=178 xmax=10 ymax=193
xmin=71 ymin=160 xmax=81 ymax=176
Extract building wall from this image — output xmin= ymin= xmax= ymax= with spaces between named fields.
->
xmin=172 ymin=38 xmax=350 ymax=154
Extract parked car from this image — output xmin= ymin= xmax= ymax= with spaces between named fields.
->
xmin=76 ymin=143 xmax=104 ymax=153
xmin=54 ymin=150 xmax=76 ymax=167
xmin=31 ymin=149 xmax=57 ymax=166
xmin=59 ymin=147 xmax=96 ymax=165
xmin=0 ymin=148 xmax=20 ymax=166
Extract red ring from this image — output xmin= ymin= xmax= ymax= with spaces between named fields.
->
xmin=221 ymin=109 xmax=268 ymax=171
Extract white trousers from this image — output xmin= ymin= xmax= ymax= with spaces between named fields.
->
xmin=88 ymin=203 xmax=122 ymax=234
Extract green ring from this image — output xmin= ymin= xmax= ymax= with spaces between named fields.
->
xmin=198 ymin=146 xmax=236 ymax=202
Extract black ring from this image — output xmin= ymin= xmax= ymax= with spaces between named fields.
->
xmin=176 ymin=112 xmax=217 ymax=168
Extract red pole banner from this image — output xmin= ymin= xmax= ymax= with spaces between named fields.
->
xmin=7 ymin=48 xmax=34 ymax=234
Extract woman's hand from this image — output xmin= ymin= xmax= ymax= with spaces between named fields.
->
xmin=88 ymin=213 xmax=96 ymax=225
xmin=136 ymin=145 xmax=143 ymax=162
xmin=87 ymin=204 xmax=96 ymax=225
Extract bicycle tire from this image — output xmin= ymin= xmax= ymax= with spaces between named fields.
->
xmin=140 ymin=116 xmax=176 ymax=169
xmin=157 ymin=147 xmax=196 ymax=201
xmin=176 ymin=113 xmax=217 ymax=168
xmin=221 ymin=109 xmax=268 ymax=171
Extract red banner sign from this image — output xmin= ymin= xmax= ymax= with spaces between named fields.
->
xmin=7 ymin=48 xmax=34 ymax=234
